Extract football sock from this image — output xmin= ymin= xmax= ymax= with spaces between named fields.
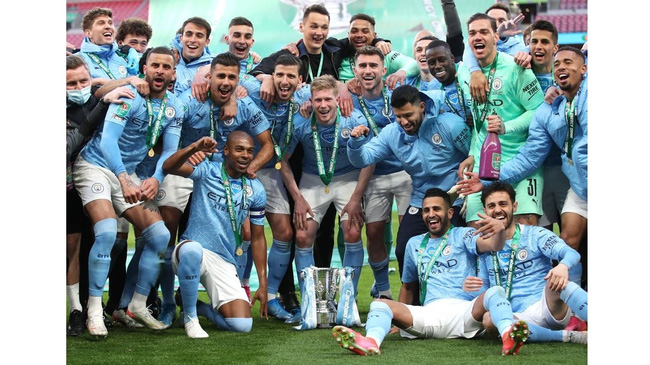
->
xmin=483 ymin=286 xmax=514 ymax=336
xmin=343 ymin=241 xmax=364 ymax=294
xmin=67 ymin=283 xmax=82 ymax=312
xmin=267 ymin=239 xmax=292 ymax=295
xmin=294 ymin=246 xmax=314 ymax=293
xmin=560 ymin=281 xmax=588 ymax=321
xmin=135 ymin=221 xmax=170 ymax=296
xmin=365 ymin=301 xmax=393 ymax=347
xmin=527 ymin=322 xmax=563 ymax=342
xmin=177 ymin=241 xmax=202 ymax=320
xmin=89 ymin=218 xmax=117 ymax=297
xmin=369 ymin=256 xmax=390 ymax=292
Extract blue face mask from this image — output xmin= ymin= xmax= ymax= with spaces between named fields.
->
xmin=67 ymin=85 xmax=92 ymax=105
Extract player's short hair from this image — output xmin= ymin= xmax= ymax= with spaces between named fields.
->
xmin=115 ymin=18 xmax=153 ymax=42
xmin=182 ymin=16 xmax=212 ymax=39
xmin=390 ymin=85 xmax=421 ymax=109
xmin=556 ymin=46 xmax=585 ymax=63
xmin=229 ymin=16 xmax=253 ymax=30
xmin=211 ymin=51 xmax=241 ymax=70
xmin=81 ymin=7 xmax=112 ymax=31
xmin=467 ymin=13 xmax=497 ymax=32
xmin=274 ymin=54 xmax=302 ymax=74
xmin=425 ymin=39 xmax=452 ymax=54
xmin=66 ymin=55 xmax=90 ymax=73
xmin=303 ymin=4 xmax=330 ymax=21
xmin=354 ymin=45 xmax=384 ymax=63
xmin=480 ymin=181 xmax=516 ymax=206
xmin=486 ymin=2 xmax=511 ymax=19
xmin=424 ymin=188 xmax=452 ymax=209
xmin=530 ymin=20 xmax=558 ymax=44
xmin=350 ymin=13 xmax=375 ymax=27
xmin=146 ymin=46 xmax=174 ymax=62
xmin=310 ymin=75 xmax=339 ymax=96
xmin=139 ymin=47 xmax=153 ymax=74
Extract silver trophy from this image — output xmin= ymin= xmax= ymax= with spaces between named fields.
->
xmin=311 ymin=267 xmax=341 ymax=328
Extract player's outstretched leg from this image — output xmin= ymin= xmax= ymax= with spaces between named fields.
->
xmin=332 ymin=326 xmax=380 ymax=356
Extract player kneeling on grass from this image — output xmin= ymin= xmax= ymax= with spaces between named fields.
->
xmin=332 ymin=188 xmax=528 ymax=356
xmin=163 ymin=132 xmax=268 ymax=339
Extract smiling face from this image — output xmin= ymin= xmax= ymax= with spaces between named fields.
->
xmin=529 ymin=29 xmax=558 ymax=70
xmin=553 ymin=50 xmax=586 ymax=96
xmin=273 ymin=64 xmax=302 ymax=102
xmin=85 ymin=15 xmax=115 ymax=46
xmin=413 ymin=38 xmax=434 ymax=73
xmin=468 ymin=18 xmax=499 ymax=66
xmin=393 ymin=101 xmax=425 ymax=135
xmin=225 ymin=24 xmax=254 ymax=60
xmin=426 ymin=45 xmax=455 ymax=86
xmin=180 ymin=22 xmax=210 ymax=61
xmin=209 ymin=63 xmax=239 ymax=106
xmin=300 ymin=12 xmax=330 ymax=54
xmin=348 ymin=19 xmax=376 ymax=50
xmin=119 ymin=34 xmax=149 ymax=54
xmin=422 ymin=196 xmax=454 ymax=237
xmin=143 ymin=53 xmax=175 ymax=98
xmin=483 ymin=191 xmax=517 ymax=230
xmin=354 ymin=53 xmax=385 ymax=93
xmin=224 ymin=132 xmax=255 ymax=177
xmin=311 ymin=88 xmax=338 ymax=124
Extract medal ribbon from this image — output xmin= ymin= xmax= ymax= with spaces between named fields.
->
xmin=564 ymin=100 xmax=576 ymax=161
xmin=307 ymin=52 xmax=324 ymax=83
xmin=416 ymin=225 xmax=453 ymax=305
xmin=221 ymin=163 xmax=247 ymax=252
xmin=472 ymin=53 xmax=499 ymax=132
xmin=356 ymin=88 xmax=390 ymax=137
xmin=491 ymin=224 xmax=521 ymax=300
xmin=311 ymin=109 xmax=341 ymax=186
xmin=442 ymin=67 xmax=468 ymax=120
xmin=88 ymin=53 xmax=117 ymax=80
xmin=270 ymin=98 xmax=295 ymax=163
xmin=145 ymin=95 xmax=168 ymax=149
xmin=245 ymin=54 xmax=254 ymax=74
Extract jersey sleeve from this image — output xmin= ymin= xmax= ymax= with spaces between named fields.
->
xmin=385 ymin=51 xmax=420 ymax=77
xmin=249 ymin=180 xmax=267 ymax=226
xmin=533 ymin=226 xmax=580 ymax=269
xmin=100 ymin=98 xmax=136 ymax=175
xmin=346 ymin=124 xmax=394 ymax=169
xmin=503 ymin=68 xmax=543 ymax=134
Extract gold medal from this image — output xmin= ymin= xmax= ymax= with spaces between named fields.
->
xmin=324 ymin=186 xmax=330 ymax=194
xmin=236 ymin=247 xmax=243 ymax=256
xmin=275 ymin=162 xmax=281 ymax=170
xmin=148 ymin=148 xmax=154 ymax=157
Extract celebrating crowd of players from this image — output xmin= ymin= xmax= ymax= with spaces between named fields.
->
xmin=66 ymin=0 xmax=588 ymax=356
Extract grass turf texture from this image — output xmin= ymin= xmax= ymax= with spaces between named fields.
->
xmin=68 ymin=216 xmax=584 ymax=364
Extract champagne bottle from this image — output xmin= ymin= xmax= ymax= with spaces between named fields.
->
xmin=478 ymin=112 xmax=501 ymax=180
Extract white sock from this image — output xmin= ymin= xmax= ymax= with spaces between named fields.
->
xmin=67 ymin=283 xmax=82 ymax=312
xmin=128 ymin=292 xmax=148 ymax=312
xmin=268 ymin=293 xmax=276 ymax=300
xmin=87 ymin=296 xmax=103 ymax=317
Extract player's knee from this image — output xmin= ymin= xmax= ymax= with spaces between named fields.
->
xmin=295 ymin=231 xmax=312 ymax=248
xmin=142 ymin=221 xmax=171 ymax=253
xmin=272 ymin=228 xmax=294 ymax=243
xmin=370 ymin=299 xmax=393 ymax=315
xmin=225 ymin=317 xmax=252 ymax=333
xmin=94 ymin=218 xmax=118 ymax=246
xmin=560 ymin=230 xmax=582 ymax=250
xmin=483 ymin=286 xmax=506 ymax=308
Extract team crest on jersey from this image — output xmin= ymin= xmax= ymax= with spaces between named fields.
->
xmin=91 ymin=183 xmax=104 ymax=194
xmin=492 ymin=78 xmax=503 ymax=91
xmin=223 ymin=118 xmax=235 ymax=126
xmin=442 ymin=246 xmax=452 ymax=256
xmin=408 ymin=206 xmax=419 ymax=215
xmin=119 ymin=66 xmax=127 ymax=75
xmin=432 ymin=133 xmax=442 ymax=144
xmin=321 ymin=130 xmax=335 ymax=143
xmin=245 ymin=185 xmax=253 ymax=198
xmin=165 ymin=106 xmax=176 ymax=119
xmin=340 ymin=127 xmax=351 ymax=139
xmin=517 ymin=249 xmax=528 ymax=261
xmin=156 ymin=189 xmax=166 ymax=201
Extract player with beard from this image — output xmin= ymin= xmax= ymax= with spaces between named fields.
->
xmin=331 ymin=188 xmax=528 ymax=356
xmin=462 ymin=182 xmax=588 ymax=345
xmin=163 ymin=132 xmax=268 ymax=338
xmin=72 ymin=47 xmax=185 ymax=336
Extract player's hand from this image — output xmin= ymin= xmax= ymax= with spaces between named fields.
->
xmin=473 ymin=212 xmax=506 ymax=238
xmin=194 ymin=136 xmax=219 ymax=153
xmin=341 ymin=197 xmax=364 ymax=233
xmin=118 ymin=173 xmax=142 ymax=204
xmin=129 ymin=76 xmax=150 ymax=96
xmin=486 ymin=113 xmax=506 ymax=134
xmin=282 ymin=41 xmax=299 ymax=57
xmin=388 ymin=326 xmax=400 ymax=335
xmin=251 ymin=285 xmax=268 ymax=319
xmin=191 ymin=67 xmax=210 ymax=102
xmin=457 ymin=155 xmax=475 ymax=180
xmin=454 ymin=171 xmax=483 ymax=197
xmin=513 ymin=51 xmax=532 ymax=69
xmin=385 ymin=70 xmax=406 ymax=91
xmin=139 ymin=177 xmax=159 ymax=201
xmin=259 ymin=75 xmax=275 ymax=104
xmin=374 ymin=40 xmax=392 ymax=55
xmin=245 ymin=166 xmax=258 ymax=179
xmin=469 ymin=71 xmax=488 ymax=104
xmin=497 ymin=13 xmax=524 ymax=39
xmin=250 ymin=51 xmax=262 ymax=64
xmin=299 ymin=100 xmax=313 ymax=118
xmin=350 ymin=125 xmax=370 ymax=138
xmin=544 ymin=85 xmax=563 ymax=105
xmin=346 ymin=78 xmax=362 ymax=96
xmin=66 ymin=42 xmax=77 ymax=56
xmin=220 ymin=96 xmax=237 ymax=121
xmin=462 ymin=276 xmax=484 ymax=292
xmin=235 ymin=84 xmax=248 ymax=98
xmin=544 ymin=263 xmax=570 ymax=292
xmin=293 ymin=196 xmax=313 ymax=231
xmin=337 ymin=84 xmax=353 ymax=117
xmin=102 ymin=86 xmax=135 ymax=104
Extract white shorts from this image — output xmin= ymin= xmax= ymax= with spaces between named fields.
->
xmin=73 ymin=156 xmax=143 ymax=216
xmin=561 ymin=187 xmax=587 ymax=219
xmin=514 ymin=289 xmax=572 ymax=330
xmin=172 ymin=241 xmax=249 ymax=309
xmin=364 ymin=170 xmax=412 ymax=223
xmin=399 ymin=298 xmax=484 ymax=339
xmin=299 ymin=170 xmax=360 ymax=224
xmin=539 ymin=165 xmax=570 ymax=227
xmin=156 ymin=174 xmax=193 ymax=211
xmin=257 ymin=167 xmax=290 ymax=214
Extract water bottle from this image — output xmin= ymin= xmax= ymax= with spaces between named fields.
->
xmin=478 ymin=115 xmax=502 ymax=180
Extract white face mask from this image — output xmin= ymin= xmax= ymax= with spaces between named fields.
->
xmin=67 ymin=85 xmax=92 ymax=105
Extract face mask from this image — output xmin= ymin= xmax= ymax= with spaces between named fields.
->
xmin=67 ymin=85 xmax=92 ymax=105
